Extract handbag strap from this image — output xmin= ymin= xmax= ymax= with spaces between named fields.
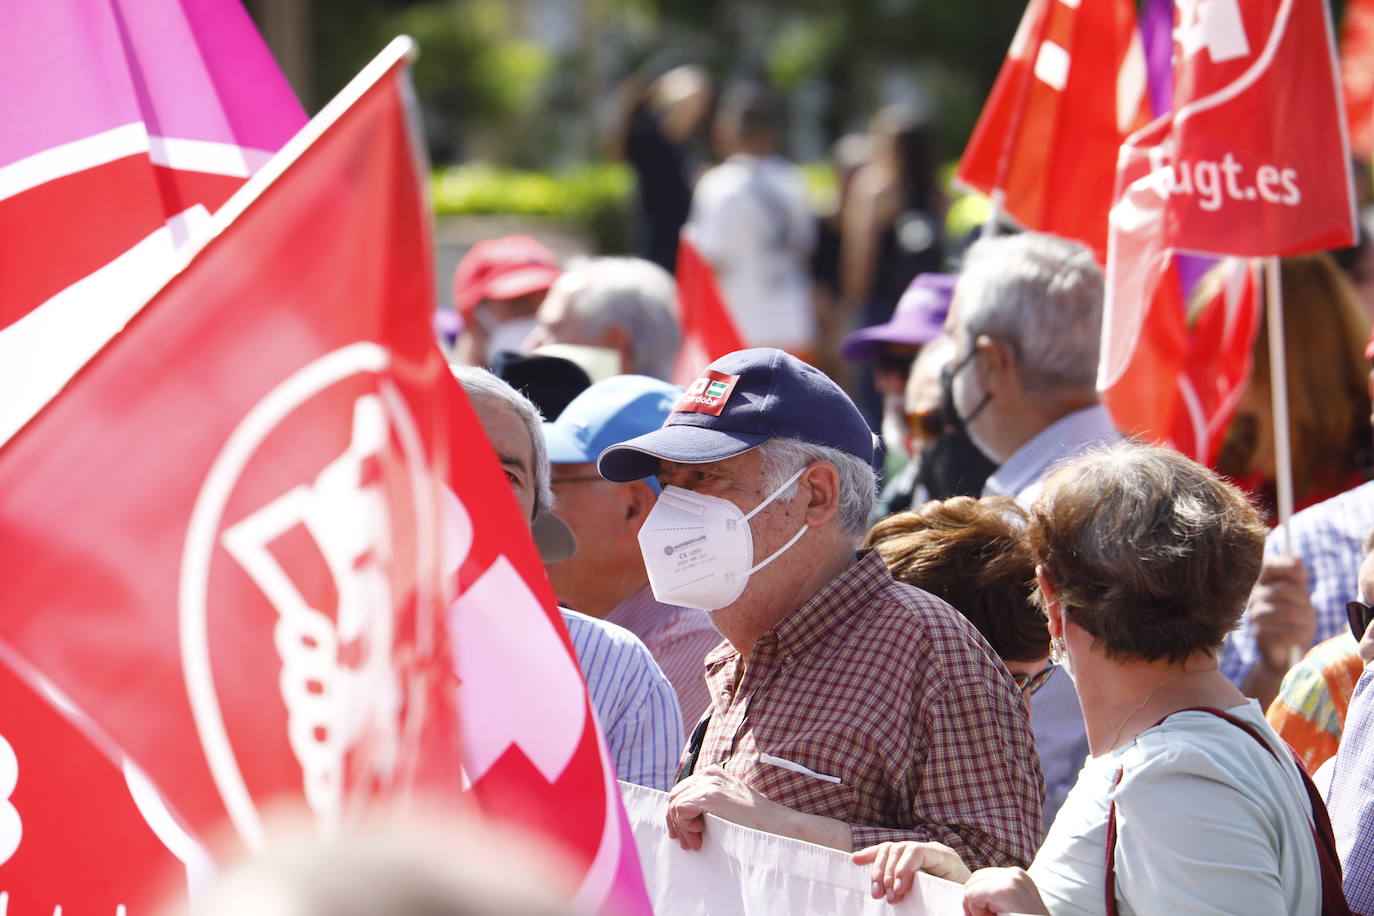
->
xmin=1104 ymin=706 xmax=1354 ymax=916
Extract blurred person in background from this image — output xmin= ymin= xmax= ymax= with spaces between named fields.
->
xmin=812 ymin=133 xmax=874 ymax=380
xmin=543 ymin=375 xmax=720 ymax=725
xmin=453 ymin=367 xmax=683 ymax=790
xmin=1325 ymin=575 xmax=1374 ymax=912
xmin=840 ymin=272 xmax=956 ymax=486
xmin=488 ymin=351 xmax=591 ymax=422
xmin=865 ymin=496 xmax=1051 ymax=720
xmin=943 ymin=232 xmax=1117 ymax=828
xmin=859 ymin=444 xmax=1334 ymax=916
xmin=1221 ymin=256 xmax=1374 ymax=709
xmin=840 ymin=105 xmax=946 ymax=426
xmin=687 ymin=82 xmax=817 ymax=359
xmin=447 ymin=235 xmax=561 ymax=368
xmin=1216 ymin=253 xmax=1372 ymax=516
xmin=610 ymin=62 xmax=712 ymax=274
xmin=525 ymin=256 xmax=681 ymax=381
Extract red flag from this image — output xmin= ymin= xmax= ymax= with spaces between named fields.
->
xmin=673 ymin=232 xmax=746 ymax=384
xmin=1101 ymin=0 xmax=1356 ymax=443
xmin=0 ymin=39 xmax=460 ymax=882
xmin=956 ymin=0 xmax=1150 ymax=258
xmin=1340 ymin=0 xmax=1374 ymax=159
xmin=0 ymin=648 xmax=201 ymax=913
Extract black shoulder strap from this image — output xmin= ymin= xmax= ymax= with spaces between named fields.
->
xmin=1105 ymin=706 xmax=1354 ymax=916
xmin=674 ymin=713 xmax=711 ymax=785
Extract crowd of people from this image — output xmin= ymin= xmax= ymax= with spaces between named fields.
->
xmin=427 ymin=77 xmax=1374 ymax=915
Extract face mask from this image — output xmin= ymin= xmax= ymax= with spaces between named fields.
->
xmin=473 ymin=307 xmax=538 ymax=364
xmin=638 ymin=467 xmax=808 ymax=611
xmin=938 ymin=348 xmax=992 ymax=443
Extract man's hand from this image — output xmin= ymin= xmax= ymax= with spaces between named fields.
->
xmin=665 ymin=765 xmax=852 ymax=852
xmin=961 ymin=867 xmax=1049 ymax=916
xmin=1241 ymin=555 xmax=1316 ymax=707
xmin=852 ymin=841 xmax=971 ymax=903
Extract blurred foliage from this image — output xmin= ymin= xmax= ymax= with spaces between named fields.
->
xmin=432 ymin=163 xmax=634 ymax=251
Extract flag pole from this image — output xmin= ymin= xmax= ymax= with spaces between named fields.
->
xmin=1263 ymin=255 xmax=1294 ymax=554
xmin=986 ymin=189 xmax=1004 ymax=238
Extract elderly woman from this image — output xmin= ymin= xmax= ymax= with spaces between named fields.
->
xmin=865 ymin=496 xmax=1052 ymax=714
xmin=856 ymin=443 xmax=1340 ymax=914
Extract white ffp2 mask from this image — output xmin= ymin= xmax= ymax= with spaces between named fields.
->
xmin=637 ymin=467 xmax=808 ymax=612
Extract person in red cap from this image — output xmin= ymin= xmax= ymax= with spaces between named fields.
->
xmin=450 ymin=235 xmax=562 ymax=367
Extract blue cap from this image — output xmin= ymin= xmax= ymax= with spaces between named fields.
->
xmin=545 ymin=375 xmax=682 ymax=487
xmin=597 ymin=349 xmax=876 ymax=482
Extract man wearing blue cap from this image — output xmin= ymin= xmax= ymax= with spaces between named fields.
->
xmin=544 ymin=375 xmax=723 ymax=725
xmin=597 ymin=348 xmax=1043 ymax=868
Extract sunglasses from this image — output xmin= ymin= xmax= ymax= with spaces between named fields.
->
xmin=905 ymin=408 xmax=947 ymax=444
xmin=1012 ymin=664 xmax=1056 ymax=696
xmin=1348 ymin=600 xmax=1374 ymax=641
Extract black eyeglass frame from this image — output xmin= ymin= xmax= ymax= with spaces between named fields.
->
xmin=1012 ymin=663 xmax=1056 ymax=696
xmin=1348 ymin=600 xmax=1374 ymax=642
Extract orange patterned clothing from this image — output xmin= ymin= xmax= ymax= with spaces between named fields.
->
xmin=1266 ymin=633 xmax=1365 ymax=773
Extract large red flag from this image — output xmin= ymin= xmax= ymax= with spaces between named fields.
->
xmin=1101 ymin=0 xmax=1357 ymax=442
xmin=1341 ymin=0 xmax=1374 ymax=159
xmin=0 ymin=37 xmax=461 ymax=881
xmin=956 ymin=0 xmax=1150 ymax=258
xmin=673 ymin=232 xmax=747 ymax=384
xmin=0 ymin=0 xmax=306 ymax=443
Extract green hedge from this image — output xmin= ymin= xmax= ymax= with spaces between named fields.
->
xmin=432 ymin=163 xmax=634 ymax=253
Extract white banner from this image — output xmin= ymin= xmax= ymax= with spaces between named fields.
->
xmin=620 ymin=782 xmax=965 ymax=915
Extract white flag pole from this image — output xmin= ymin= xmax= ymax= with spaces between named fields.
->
xmin=1264 ymin=255 xmax=1294 ymax=555
xmin=986 ymin=188 xmax=1005 ymax=238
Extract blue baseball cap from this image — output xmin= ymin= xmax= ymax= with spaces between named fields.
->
xmin=545 ymin=375 xmax=682 ymax=486
xmin=597 ymin=349 xmax=876 ymax=482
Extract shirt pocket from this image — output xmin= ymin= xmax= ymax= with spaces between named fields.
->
xmin=749 ymin=750 xmax=858 ymax=822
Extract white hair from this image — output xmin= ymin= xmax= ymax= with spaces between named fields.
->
xmin=952 ymin=233 xmax=1104 ymax=396
xmin=561 ymin=256 xmax=681 ymax=380
xmin=756 ymin=437 xmax=877 ymax=542
xmin=450 ymin=366 xmax=552 ymax=519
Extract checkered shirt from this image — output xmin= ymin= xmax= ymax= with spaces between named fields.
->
xmin=690 ymin=550 xmax=1044 ymax=868
xmin=1328 ymin=666 xmax=1374 ymax=913
xmin=1222 ymin=479 xmax=1374 ymax=686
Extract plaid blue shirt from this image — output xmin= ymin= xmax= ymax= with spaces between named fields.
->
xmin=1328 ymin=665 xmax=1374 ymax=912
xmin=562 ymin=607 xmax=683 ymax=791
xmin=1221 ymin=480 xmax=1374 ymax=686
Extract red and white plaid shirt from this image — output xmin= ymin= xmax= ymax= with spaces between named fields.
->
xmin=689 ymin=549 xmax=1043 ymax=868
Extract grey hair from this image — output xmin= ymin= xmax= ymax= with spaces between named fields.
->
xmin=952 ymin=232 xmax=1104 ymax=396
xmin=450 ymin=365 xmax=552 ymax=519
xmin=756 ymin=437 xmax=877 ymax=542
xmin=561 ymin=256 xmax=681 ymax=380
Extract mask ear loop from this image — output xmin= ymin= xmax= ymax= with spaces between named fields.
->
xmin=742 ymin=465 xmax=811 ymax=574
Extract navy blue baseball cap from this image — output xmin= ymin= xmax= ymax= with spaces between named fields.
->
xmin=597 ymin=348 xmax=876 ymax=482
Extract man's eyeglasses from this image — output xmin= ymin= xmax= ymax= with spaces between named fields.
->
xmin=1012 ymin=664 xmax=1056 ymax=696
xmin=905 ymin=408 xmax=946 ymax=445
xmin=1348 ymin=600 xmax=1374 ymax=641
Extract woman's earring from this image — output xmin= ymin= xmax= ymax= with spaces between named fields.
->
xmin=1049 ymin=635 xmax=1068 ymax=666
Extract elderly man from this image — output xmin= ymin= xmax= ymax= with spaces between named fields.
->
xmin=543 ymin=375 xmax=721 ymax=725
xmin=524 ymin=256 xmax=681 ymax=381
xmin=448 ymin=235 xmax=561 ymax=367
xmin=942 ymin=231 xmax=1118 ymax=829
xmin=597 ymin=348 xmax=1043 ymax=868
xmin=452 ymin=367 xmax=683 ymax=790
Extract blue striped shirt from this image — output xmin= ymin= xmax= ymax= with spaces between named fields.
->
xmin=562 ymin=607 xmax=683 ymax=791
xmin=1221 ymin=480 xmax=1374 ymax=686
xmin=1328 ymin=665 xmax=1374 ymax=912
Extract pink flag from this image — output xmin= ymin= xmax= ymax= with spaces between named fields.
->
xmin=0 ymin=0 xmax=306 ymax=441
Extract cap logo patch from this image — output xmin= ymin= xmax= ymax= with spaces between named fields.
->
xmin=676 ymin=370 xmax=739 ymax=417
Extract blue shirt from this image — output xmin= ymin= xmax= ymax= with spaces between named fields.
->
xmin=984 ymin=403 xmax=1122 ymax=831
xmin=561 ymin=607 xmax=683 ymax=791
xmin=1221 ymin=480 xmax=1374 ymax=686
xmin=1328 ymin=665 xmax=1374 ymax=912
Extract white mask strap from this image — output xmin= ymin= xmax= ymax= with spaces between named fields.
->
xmin=742 ymin=465 xmax=808 ymax=522
xmin=748 ymin=522 xmax=808 ymax=575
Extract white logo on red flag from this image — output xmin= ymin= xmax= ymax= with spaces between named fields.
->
xmin=0 ymin=737 xmax=18 ymax=867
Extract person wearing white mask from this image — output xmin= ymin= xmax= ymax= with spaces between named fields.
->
xmin=596 ymin=348 xmax=1043 ymax=869
xmin=449 ymin=235 xmax=562 ymax=368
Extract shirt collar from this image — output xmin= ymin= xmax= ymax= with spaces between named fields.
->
xmin=985 ymin=404 xmax=1121 ymax=500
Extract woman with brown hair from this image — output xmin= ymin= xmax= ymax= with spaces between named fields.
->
xmin=1216 ymin=253 xmax=1372 ymax=514
xmin=855 ymin=444 xmax=1342 ymax=914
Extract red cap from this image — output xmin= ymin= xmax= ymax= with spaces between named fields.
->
xmin=452 ymin=235 xmax=561 ymax=314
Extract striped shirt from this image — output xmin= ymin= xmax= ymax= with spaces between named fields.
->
xmin=983 ymin=403 xmax=1122 ymax=832
xmin=562 ymin=608 xmax=683 ymax=791
xmin=1222 ymin=479 xmax=1374 ymax=687
xmin=1328 ymin=665 xmax=1374 ymax=912
xmin=692 ymin=550 xmax=1043 ymax=868
xmin=607 ymin=586 xmax=722 ymax=726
